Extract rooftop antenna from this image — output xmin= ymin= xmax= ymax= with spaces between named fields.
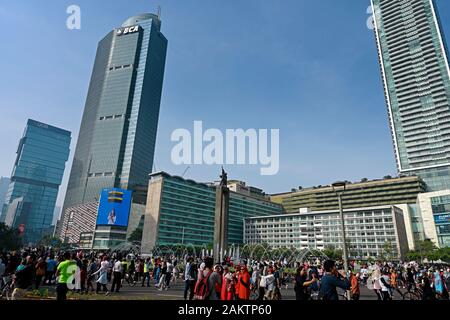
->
xmin=157 ymin=5 xmax=161 ymax=20
xmin=182 ymin=166 xmax=190 ymax=178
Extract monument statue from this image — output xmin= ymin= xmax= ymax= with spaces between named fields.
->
xmin=220 ymin=166 xmax=228 ymax=187
xmin=214 ymin=167 xmax=230 ymax=264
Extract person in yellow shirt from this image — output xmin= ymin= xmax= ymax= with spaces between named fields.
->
xmin=56 ymin=252 xmax=76 ymax=301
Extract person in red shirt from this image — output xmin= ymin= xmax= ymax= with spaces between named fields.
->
xmin=234 ymin=266 xmax=241 ymax=300
xmin=221 ymin=266 xmax=234 ymax=300
xmin=350 ymin=271 xmax=360 ymax=300
xmin=238 ymin=266 xmax=251 ymax=300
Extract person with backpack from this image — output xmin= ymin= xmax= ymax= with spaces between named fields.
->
xmin=35 ymin=257 xmax=46 ymax=289
xmin=258 ymin=267 xmax=266 ymax=300
xmin=193 ymin=257 xmax=221 ymax=300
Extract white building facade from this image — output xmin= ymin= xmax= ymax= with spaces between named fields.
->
xmin=244 ymin=206 xmax=409 ymax=260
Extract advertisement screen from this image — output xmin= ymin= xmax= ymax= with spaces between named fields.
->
xmin=96 ymin=188 xmax=132 ymax=227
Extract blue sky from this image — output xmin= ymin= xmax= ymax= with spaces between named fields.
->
xmin=0 ymin=0 xmax=449 ymax=209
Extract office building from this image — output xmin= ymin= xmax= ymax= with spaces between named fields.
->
xmin=0 ymin=177 xmax=10 ymax=214
xmin=227 ymin=180 xmax=267 ymax=199
xmin=0 ymin=120 xmax=71 ymax=244
xmin=417 ymin=190 xmax=450 ymax=247
xmin=271 ymin=176 xmax=425 ymax=213
xmin=62 ymin=13 xmax=168 ymax=220
xmin=372 ymin=0 xmax=450 ymax=191
xmin=245 ymin=206 xmax=409 ymax=260
xmin=58 ymin=202 xmax=98 ymax=244
xmin=141 ymin=172 xmax=283 ymax=252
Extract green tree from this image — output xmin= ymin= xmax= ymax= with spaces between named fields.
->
xmin=37 ymin=235 xmax=62 ymax=248
xmin=0 ymin=223 xmax=22 ymax=250
xmin=381 ymin=241 xmax=394 ymax=261
xmin=405 ymin=239 xmax=439 ymax=262
xmin=417 ymin=239 xmax=438 ymax=261
xmin=323 ymin=245 xmax=343 ymax=260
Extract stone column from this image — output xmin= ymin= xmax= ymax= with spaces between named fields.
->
xmin=213 ymin=184 xmax=229 ymax=264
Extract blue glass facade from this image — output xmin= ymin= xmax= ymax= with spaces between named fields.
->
xmin=0 ymin=120 xmax=71 ymax=244
xmin=431 ymin=195 xmax=450 ymax=247
xmin=62 ymin=13 xmax=167 ymax=219
xmin=142 ymin=172 xmax=283 ymax=249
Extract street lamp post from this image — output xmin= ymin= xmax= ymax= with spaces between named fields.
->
xmin=332 ymin=181 xmax=350 ymax=299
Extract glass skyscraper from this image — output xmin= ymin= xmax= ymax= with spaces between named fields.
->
xmin=0 ymin=120 xmax=71 ymax=244
xmin=372 ymin=0 xmax=450 ymax=191
xmin=62 ymin=13 xmax=168 ymax=215
xmin=0 ymin=177 xmax=10 ymax=214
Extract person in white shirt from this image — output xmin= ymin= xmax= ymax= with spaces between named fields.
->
xmin=111 ymin=259 xmax=123 ymax=293
xmin=166 ymin=260 xmax=174 ymax=288
xmin=379 ymin=270 xmax=392 ymax=301
xmin=93 ymin=257 xmax=110 ymax=295
xmin=263 ymin=268 xmax=276 ymax=300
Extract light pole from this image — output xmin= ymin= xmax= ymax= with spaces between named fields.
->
xmin=181 ymin=227 xmax=185 ymax=245
xmin=332 ymin=181 xmax=351 ymax=300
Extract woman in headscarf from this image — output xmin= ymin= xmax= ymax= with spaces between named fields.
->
xmin=371 ymin=268 xmax=383 ymax=300
xmin=221 ymin=266 xmax=235 ymax=300
xmin=434 ymin=269 xmax=443 ymax=298
xmin=92 ymin=256 xmax=109 ymax=295
xmin=238 ymin=265 xmax=251 ymax=300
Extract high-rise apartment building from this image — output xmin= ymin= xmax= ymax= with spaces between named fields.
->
xmin=372 ymin=0 xmax=450 ymax=191
xmin=62 ymin=13 xmax=168 ymax=216
xmin=0 ymin=120 xmax=71 ymax=244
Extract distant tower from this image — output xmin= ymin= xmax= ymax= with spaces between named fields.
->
xmin=0 ymin=120 xmax=71 ymax=244
xmin=61 ymin=13 xmax=168 ymax=219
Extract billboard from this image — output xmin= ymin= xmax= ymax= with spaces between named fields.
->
xmin=96 ymin=188 xmax=132 ymax=227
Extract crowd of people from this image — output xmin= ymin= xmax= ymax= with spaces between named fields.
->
xmin=1 ymin=247 xmax=450 ymax=301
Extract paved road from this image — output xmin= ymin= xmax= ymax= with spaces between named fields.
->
xmin=32 ymin=279 xmax=405 ymax=300
xmin=102 ymin=280 xmax=400 ymax=300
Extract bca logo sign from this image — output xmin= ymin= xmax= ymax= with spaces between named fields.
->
xmin=116 ymin=25 xmax=139 ymax=36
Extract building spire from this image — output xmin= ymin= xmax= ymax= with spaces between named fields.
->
xmin=157 ymin=5 xmax=161 ymax=20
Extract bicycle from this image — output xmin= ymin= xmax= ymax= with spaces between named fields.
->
xmin=0 ymin=276 xmax=14 ymax=300
xmin=123 ymin=273 xmax=137 ymax=287
xmin=249 ymin=283 xmax=259 ymax=300
xmin=401 ymin=284 xmax=422 ymax=300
